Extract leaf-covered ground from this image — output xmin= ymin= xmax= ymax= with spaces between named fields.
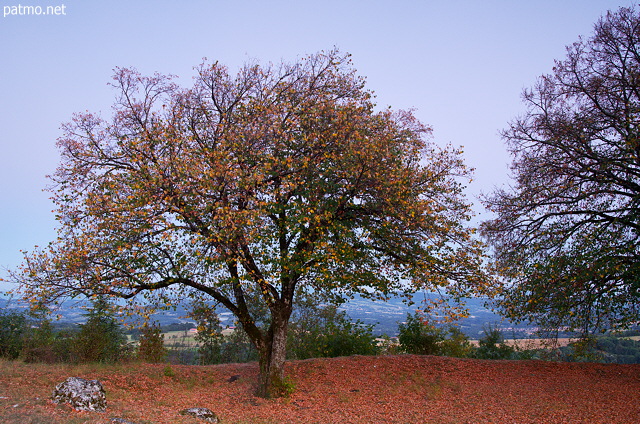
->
xmin=1 ymin=355 xmax=638 ymax=423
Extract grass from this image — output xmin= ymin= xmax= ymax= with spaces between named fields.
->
xmin=163 ymin=330 xmax=198 ymax=346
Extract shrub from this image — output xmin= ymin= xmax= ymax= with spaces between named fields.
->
xmin=21 ymin=319 xmax=57 ymax=363
xmin=189 ymin=301 xmax=225 ymax=365
xmin=218 ymin=328 xmax=258 ymax=363
xmin=472 ymin=324 xmax=516 ymax=360
xmin=560 ymin=336 xmax=602 ymax=362
xmin=287 ymin=303 xmax=379 ymax=359
xmin=0 ymin=310 xmax=26 ymax=359
xmin=440 ymin=326 xmax=473 ymax=358
xmin=398 ymin=312 xmax=445 ymax=355
xmin=397 ymin=313 xmax=473 ymax=357
xmin=51 ymin=330 xmax=75 ymax=363
xmin=137 ymin=322 xmax=167 ymax=363
xmin=274 ymin=376 xmax=296 ymax=398
xmin=163 ymin=364 xmax=175 ymax=377
xmin=71 ymin=298 xmax=128 ymax=363
xmin=319 ymin=318 xmax=379 ymax=358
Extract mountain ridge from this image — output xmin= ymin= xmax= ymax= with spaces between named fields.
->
xmin=0 ymin=292 xmax=530 ymax=337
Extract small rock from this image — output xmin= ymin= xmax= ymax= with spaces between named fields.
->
xmin=51 ymin=377 xmax=106 ymax=412
xmin=180 ymin=407 xmax=219 ymax=422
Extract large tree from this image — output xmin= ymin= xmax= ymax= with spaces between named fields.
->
xmin=482 ymin=7 xmax=640 ymax=336
xmin=11 ymin=50 xmax=487 ymax=397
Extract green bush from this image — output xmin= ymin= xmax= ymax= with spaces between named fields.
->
xmin=51 ymin=330 xmax=75 ymax=363
xmin=189 ymin=301 xmax=225 ymax=365
xmin=398 ymin=312 xmax=445 ymax=355
xmin=318 ymin=318 xmax=379 ymax=358
xmin=472 ymin=324 xmax=517 ymax=360
xmin=398 ymin=312 xmax=473 ymax=358
xmin=218 ymin=328 xmax=258 ymax=363
xmin=440 ymin=326 xmax=473 ymax=358
xmin=0 ymin=310 xmax=27 ymax=359
xmin=398 ymin=313 xmax=473 ymax=357
xmin=71 ymin=298 xmax=128 ymax=363
xmin=287 ymin=303 xmax=379 ymax=359
xmin=137 ymin=322 xmax=167 ymax=363
xmin=1 ymin=312 xmax=82 ymax=364
xmin=21 ymin=319 xmax=57 ymax=363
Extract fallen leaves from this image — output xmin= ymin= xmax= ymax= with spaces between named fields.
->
xmin=1 ymin=355 xmax=639 ymax=423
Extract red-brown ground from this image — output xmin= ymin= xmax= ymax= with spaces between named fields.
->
xmin=1 ymin=355 xmax=639 ymax=423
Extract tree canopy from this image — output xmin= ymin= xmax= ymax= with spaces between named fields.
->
xmin=482 ymin=7 xmax=640 ymax=336
xmin=11 ymin=49 xmax=487 ymax=396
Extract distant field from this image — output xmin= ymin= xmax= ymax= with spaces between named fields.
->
xmin=469 ymin=338 xmax=576 ymax=349
xmin=504 ymin=338 xmax=576 ymax=349
xmin=502 ymin=336 xmax=640 ymax=349
xmin=164 ymin=331 xmax=578 ymax=351
xmin=163 ymin=330 xmax=198 ymax=347
xmin=161 ymin=329 xmax=235 ymax=348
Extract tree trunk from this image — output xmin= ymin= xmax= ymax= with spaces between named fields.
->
xmin=255 ymin=313 xmax=290 ymax=398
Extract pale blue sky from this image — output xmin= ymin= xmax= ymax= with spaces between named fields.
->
xmin=0 ymin=0 xmax=634 ymax=290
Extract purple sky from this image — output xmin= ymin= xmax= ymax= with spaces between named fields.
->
xmin=0 ymin=0 xmax=634 ymax=290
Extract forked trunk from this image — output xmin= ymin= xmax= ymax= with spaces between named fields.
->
xmin=256 ymin=315 xmax=290 ymax=398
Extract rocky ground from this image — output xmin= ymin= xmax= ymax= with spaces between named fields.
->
xmin=1 ymin=354 xmax=639 ymax=423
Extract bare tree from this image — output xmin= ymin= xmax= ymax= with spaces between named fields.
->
xmin=482 ymin=7 xmax=640 ymax=336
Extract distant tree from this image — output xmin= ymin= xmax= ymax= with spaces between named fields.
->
xmin=439 ymin=326 xmax=473 ymax=358
xmin=397 ymin=311 xmax=471 ymax=357
xmin=398 ymin=312 xmax=444 ymax=355
xmin=287 ymin=300 xmax=378 ymax=359
xmin=10 ymin=49 xmax=488 ymax=397
xmin=482 ymin=7 xmax=640 ymax=336
xmin=137 ymin=322 xmax=167 ymax=363
xmin=218 ymin=327 xmax=258 ymax=364
xmin=72 ymin=297 xmax=127 ymax=363
xmin=472 ymin=324 xmax=516 ymax=360
xmin=552 ymin=334 xmax=640 ymax=363
xmin=21 ymin=319 xmax=56 ymax=363
xmin=562 ymin=336 xmax=604 ymax=363
xmin=0 ymin=310 xmax=26 ymax=359
xmin=189 ymin=301 xmax=224 ymax=365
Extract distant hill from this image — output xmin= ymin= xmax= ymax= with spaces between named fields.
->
xmin=0 ymin=292 xmax=530 ymax=338
xmin=340 ymin=294 xmax=532 ymax=338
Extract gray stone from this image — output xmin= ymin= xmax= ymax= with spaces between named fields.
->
xmin=180 ymin=407 xmax=219 ymax=422
xmin=51 ymin=377 xmax=106 ymax=412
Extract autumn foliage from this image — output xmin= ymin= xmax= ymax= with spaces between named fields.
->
xmin=11 ymin=49 xmax=488 ymax=397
